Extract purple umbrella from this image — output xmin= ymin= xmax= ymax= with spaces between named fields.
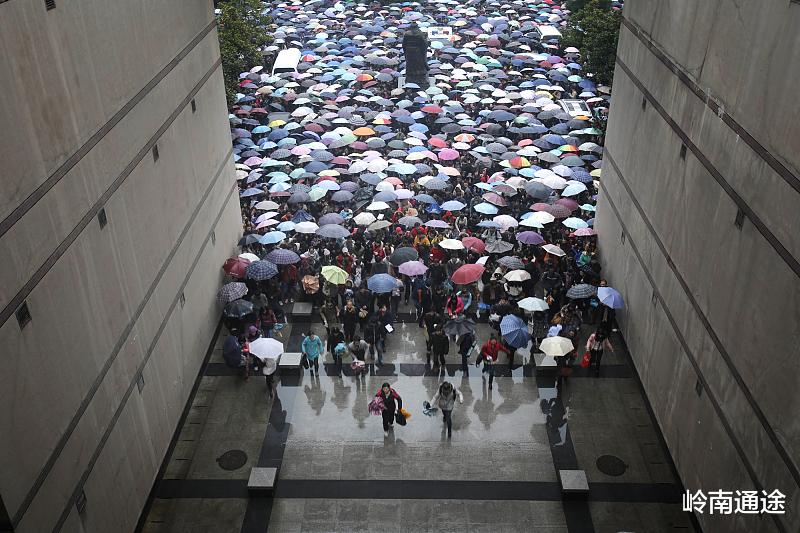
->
xmin=398 ymin=260 xmax=428 ymax=276
xmin=517 ymin=231 xmax=545 ymax=245
xmin=265 ymin=248 xmax=300 ymax=265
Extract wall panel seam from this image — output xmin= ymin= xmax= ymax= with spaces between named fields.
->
xmin=0 ymin=19 xmax=217 ymax=240
xmin=51 ymin=179 xmax=238 ymax=533
xmin=620 ymin=16 xmax=800 ymax=194
xmin=598 ymin=176 xmax=787 ymax=533
xmin=613 ymin=55 xmax=800 ymax=281
xmin=603 ymin=146 xmax=800 ymax=488
xmin=7 ymin=57 xmax=227 ymax=524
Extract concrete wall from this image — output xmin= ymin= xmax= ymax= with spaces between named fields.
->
xmin=597 ymin=1 xmax=800 ymax=532
xmin=0 ymin=1 xmax=240 ymax=531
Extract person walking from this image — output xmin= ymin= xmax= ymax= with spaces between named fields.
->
xmin=341 ymin=299 xmax=358 ymax=342
xmin=428 ymin=381 xmax=463 ymax=438
xmin=327 ymin=326 xmax=345 ymax=370
xmin=301 ymin=331 xmax=325 ymax=376
xmin=430 ymin=325 xmax=450 ymax=369
xmin=457 ymin=330 xmax=475 ymax=373
xmin=375 ymin=382 xmax=403 ymax=437
xmin=477 ymin=335 xmax=510 ymax=390
xmin=585 ymin=328 xmax=614 ymax=377
xmin=262 ymin=356 xmax=277 ymax=399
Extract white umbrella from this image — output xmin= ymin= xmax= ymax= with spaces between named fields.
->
xmin=529 ymin=211 xmax=555 ymax=225
xmin=239 ymin=252 xmax=260 ymax=262
xmin=517 ymin=297 xmax=549 ymax=312
xmin=539 ymin=336 xmax=574 ymax=357
xmin=541 ymin=244 xmax=566 ymax=257
xmin=354 ymin=212 xmax=377 ymax=225
xmin=504 ymin=269 xmax=531 ymax=282
xmin=439 ymin=238 xmax=465 ymax=250
xmin=366 ymin=201 xmax=391 ymax=211
xmin=248 ymin=337 xmax=284 ymax=361
xmin=295 ymin=221 xmax=320 ymax=234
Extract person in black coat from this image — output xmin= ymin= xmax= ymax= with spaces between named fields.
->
xmin=376 ymin=382 xmax=403 ymax=436
xmin=430 ymin=325 xmax=450 ymax=368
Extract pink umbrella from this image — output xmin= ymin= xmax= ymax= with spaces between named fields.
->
xmin=555 ymin=198 xmax=579 ymax=211
xmin=398 ymin=261 xmax=429 ymax=276
xmin=438 ymin=148 xmax=460 ymax=161
xmin=483 ymin=192 xmax=508 ymax=206
xmin=573 ymin=228 xmax=597 ymax=237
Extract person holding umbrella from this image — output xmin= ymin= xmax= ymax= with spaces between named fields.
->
xmin=477 ymin=334 xmax=511 ymax=390
xmin=428 ymin=381 xmax=463 ymax=438
xmin=375 ymin=382 xmax=403 ymax=437
xmin=585 ymin=328 xmax=615 ymax=377
xmin=301 ymin=331 xmax=325 ymax=376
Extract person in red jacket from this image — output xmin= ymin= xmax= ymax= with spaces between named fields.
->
xmin=375 ymin=382 xmax=403 ymax=436
xmin=476 ymin=335 xmax=511 ymax=389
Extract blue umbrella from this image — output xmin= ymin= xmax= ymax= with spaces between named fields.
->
xmin=414 ymin=193 xmax=436 ymax=204
xmin=367 ymin=273 xmax=397 ymax=294
xmin=277 ymin=221 xmax=296 ymax=232
xmin=258 ymin=231 xmax=286 ymax=245
xmin=245 ymin=260 xmax=279 ymax=281
xmin=474 ymin=202 xmax=499 ymax=215
xmin=500 ymin=314 xmax=530 ymax=348
xmin=597 ymin=287 xmax=625 ymax=309
xmin=240 ymin=187 xmax=264 ymax=197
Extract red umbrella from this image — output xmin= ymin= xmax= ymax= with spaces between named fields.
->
xmin=555 ymin=198 xmax=579 ymax=211
xmin=451 ymin=264 xmax=485 ymax=285
xmin=462 ymin=237 xmax=486 ymax=254
xmin=421 ymin=105 xmax=443 ymax=114
xmin=531 ymin=202 xmax=551 ymax=211
xmin=429 ymin=137 xmax=448 ymax=148
xmin=223 ymin=257 xmax=251 ymax=278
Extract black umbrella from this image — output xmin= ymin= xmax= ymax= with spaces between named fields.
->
xmin=389 ymin=247 xmax=419 ymax=266
xmin=224 ymin=299 xmax=254 ymax=319
xmin=444 ymin=316 xmax=476 ymax=337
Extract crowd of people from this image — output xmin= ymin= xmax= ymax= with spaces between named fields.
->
xmin=218 ymin=0 xmax=624 ymax=407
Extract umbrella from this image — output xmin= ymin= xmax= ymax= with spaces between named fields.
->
xmin=563 ymin=217 xmax=589 ymax=229
xmin=321 ymin=265 xmax=349 ymax=285
xmin=451 ymin=264 xmax=485 ymax=285
xmin=223 ymin=336 xmax=244 ymax=368
xmin=517 ymin=297 xmax=549 ymax=312
xmin=444 ymin=316 xmax=476 ymax=337
xmin=354 ymin=212 xmax=377 ymax=225
xmin=539 ymin=336 xmax=574 ymax=357
xmin=597 ymin=287 xmax=625 ymax=309
xmin=367 ymin=273 xmax=397 ymax=293
xmin=497 ymin=256 xmax=525 ymax=270
xmin=239 ymin=252 xmax=260 ymax=262
xmin=398 ymin=261 xmax=428 ymax=276
xmin=541 ymin=244 xmax=566 ymax=257
xmin=485 ymin=240 xmax=513 ymax=254
xmin=316 ymin=224 xmax=350 ymax=238
xmin=389 ymin=247 xmax=419 ymax=266
xmin=439 ymin=238 xmax=465 ymax=250
xmin=245 ymin=260 xmax=279 ymax=281
xmin=217 ymin=282 xmax=248 ymax=304
xmin=223 ymin=299 xmax=254 ymax=319
xmin=566 ymin=283 xmax=597 ymax=299
xmin=517 ymin=231 xmax=545 ymax=245
xmin=295 ymin=221 xmax=320 ymax=233
xmin=504 ymin=270 xmax=531 ymax=282
xmin=398 ymin=216 xmax=423 ymax=227
xmin=265 ymin=248 xmax=300 ymax=264
xmin=440 ymin=200 xmax=466 ymax=211
xmin=500 ymin=314 xmax=530 ymax=348
xmin=462 ymin=237 xmax=485 ymax=253
xmin=318 ymin=213 xmax=345 ymax=225
xmin=248 ymin=337 xmax=284 ymax=361
xmin=223 ymin=257 xmax=251 ymax=278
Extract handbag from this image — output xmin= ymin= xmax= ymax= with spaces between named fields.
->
xmin=395 ymin=411 xmax=407 ymax=426
xmin=301 ymin=354 xmax=309 ymax=369
xmin=580 ymin=351 xmax=591 ymax=368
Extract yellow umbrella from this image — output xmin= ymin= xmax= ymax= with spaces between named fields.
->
xmin=590 ymin=169 xmax=602 ymax=177
xmin=353 ymin=127 xmax=376 ymax=136
xmin=269 ymin=119 xmax=286 ymax=127
xmin=321 ymin=266 xmax=349 ymax=285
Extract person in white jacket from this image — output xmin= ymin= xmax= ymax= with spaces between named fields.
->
xmin=428 ymin=381 xmax=464 ymax=438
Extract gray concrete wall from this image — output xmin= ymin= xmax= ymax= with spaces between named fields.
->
xmin=598 ymin=1 xmax=800 ymax=532
xmin=0 ymin=0 xmax=241 ymax=531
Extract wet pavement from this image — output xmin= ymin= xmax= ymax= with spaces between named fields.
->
xmin=138 ymin=302 xmax=698 ymax=532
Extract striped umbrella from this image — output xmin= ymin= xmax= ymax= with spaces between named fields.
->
xmin=566 ymin=283 xmax=597 ymax=299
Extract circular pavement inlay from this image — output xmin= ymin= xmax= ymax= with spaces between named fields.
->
xmin=216 ymin=449 xmax=248 ymax=471
xmin=596 ymin=454 xmax=627 ymax=476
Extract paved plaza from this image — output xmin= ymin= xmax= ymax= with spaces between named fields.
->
xmin=139 ymin=305 xmax=696 ymax=532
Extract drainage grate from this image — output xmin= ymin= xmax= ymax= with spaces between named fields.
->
xmin=596 ymin=454 xmax=627 ymax=476
xmin=216 ymin=450 xmax=248 ymax=471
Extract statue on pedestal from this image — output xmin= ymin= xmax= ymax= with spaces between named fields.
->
xmin=402 ymin=23 xmax=429 ymax=88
